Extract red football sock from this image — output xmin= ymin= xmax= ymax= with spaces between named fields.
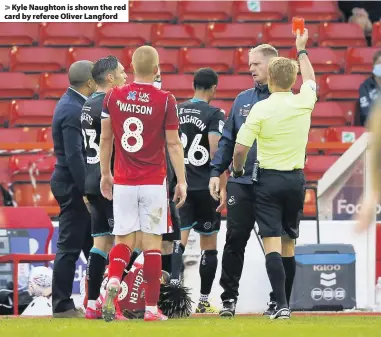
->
xmin=143 ymin=250 xmax=162 ymax=306
xmin=108 ymin=244 xmax=132 ymax=282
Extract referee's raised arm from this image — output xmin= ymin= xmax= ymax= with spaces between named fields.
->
xmin=232 ymin=29 xmax=316 ymax=320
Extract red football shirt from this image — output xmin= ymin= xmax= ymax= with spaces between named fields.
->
xmin=102 ymin=82 xmax=179 ymax=185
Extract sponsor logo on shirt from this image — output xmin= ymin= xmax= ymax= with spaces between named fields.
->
xmin=138 ymin=92 xmax=150 ymax=103
xmin=127 ymin=91 xmax=137 ymax=101
xmin=239 ymin=104 xmax=252 ymax=117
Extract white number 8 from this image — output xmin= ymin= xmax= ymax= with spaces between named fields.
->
xmin=121 ymin=117 xmax=144 ymax=153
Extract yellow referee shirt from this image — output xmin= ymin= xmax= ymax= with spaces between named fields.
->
xmin=236 ymin=80 xmax=317 ymax=170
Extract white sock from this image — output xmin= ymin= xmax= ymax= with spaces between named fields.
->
xmin=200 ymin=294 xmax=209 ymax=302
xmin=146 ymin=305 xmax=158 ymax=314
xmin=87 ymin=300 xmax=97 ymax=310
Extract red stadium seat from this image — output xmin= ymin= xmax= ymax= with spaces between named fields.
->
xmin=318 ymin=23 xmax=367 ymax=48
xmin=288 ymin=1 xmax=340 ymax=22
xmin=9 ymin=155 xmax=55 ymax=182
xmin=212 ymin=100 xmax=233 ymax=116
xmin=123 ymin=47 xmax=179 ymax=73
xmin=217 ymin=75 xmax=255 ymax=100
xmin=0 ymin=128 xmax=40 ymax=144
xmin=178 ymin=1 xmax=232 ymax=22
xmin=179 ymin=48 xmax=234 ymax=73
xmin=161 ymin=74 xmax=194 ymax=100
xmin=303 ymin=188 xmax=317 ymax=218
xmin=11 ymin=183 xmax=59 ymax=214
xmin=304 ymin=155 xmax=339 ymax=181
xmin=67 ymin=47 xmax=124 ymax=69
xmin=9 ymin=47 xmax=66 ymax=73
xmin=9 ymin=100 xmax=56 ymax=127
xmin=129 ymin=1 xmax=178 ymax=22
xmin=37 ymin=127 xmax=53 ymax=143
xmin=232 ymin=1 xmax=287 ymax=22
xmin=0 ymin=101 xmax=10 ymax=126
xmin=39 ymin=23 xmax=96 ymax=47
xmin=206 ymin=23 xmax=262 ymax=48
xmin=325 ymin=126 xmax=366 ymax=143
xmin=95 ymin=23 xmax=151 ymax=47
xmin=152 ymin=23 xmax=205 ymax=47
xmin=311 ymin=102 xmax=353 ymax=127
xmin=319 ymin=74 xmax=367 ymax=101
xmin=308 ymin=128 xmax=327 ymax=154
xmin=0 ymin=48 xmax=10 ymax=71
xmin=345 ymin=47 xmax=380 ymax=74
xmin=0 ymin=23 xmax=39 ymax=46
xmin=288 ymin=48 xmax=344 ymax=74
xmin=0 ymin=157 xmax=10 ymax=186
xmin=373 ymin=22 xmax=381 ymax=47
xmin=0 ymin=73 xmax=38 ymax=99
xmin=263 ymin=23 xmax=318 ymax=48
xmin=39 ymin=73 xmax=69 ymax=99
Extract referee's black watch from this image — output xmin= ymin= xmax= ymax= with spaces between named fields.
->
xmin=232 ymin=167 xmax=245 ymax=179
xmin=297 ymin=49 xmax=308 ymax=58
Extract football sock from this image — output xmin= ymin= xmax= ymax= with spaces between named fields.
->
xmin=146 ymin=305 xmax=158 ymax=314
xmin=269 ymin=291 xmax=276 ymax=303
xmin=199 ymin=294 xmax=209 ymax=302
xmin=161 ymin=253 xmax=172 ymax=274
xmin=170 ymin=241 xmax=185 ymax=282
xmin=108 ymin=244 xmax=132 ymax=282
xmin=87 ymin=300 xmax=97 ymax=310
xmin=199 ymin=250 xmax=218 ymax=298
xmin=282 ymin=256 xmax=296 ymax=306
xmin=87 ymin=248 xmax=108 ymax=301
xmin=143 ymin=250 xmax=162 ymax=307
xmin=126 ymin=248 xmax=141 ymax=271
xmin=265 ymin=252 xmax=288 ymax=309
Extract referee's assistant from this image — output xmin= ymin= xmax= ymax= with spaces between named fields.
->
xmin=232 ymin=29 xmax=316 ymax=320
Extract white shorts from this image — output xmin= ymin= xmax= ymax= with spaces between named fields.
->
xmin=112 ymin=181 xmax=169 ymax=236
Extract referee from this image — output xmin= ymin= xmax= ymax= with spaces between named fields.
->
xmin=232 ymin=29 xmax=316 ymax=320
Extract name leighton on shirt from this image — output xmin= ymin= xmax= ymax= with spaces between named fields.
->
xmin=179 ymin=115 xmax=206 ymax=131
xmin=117 ymin=101 xmax=152 ymax=115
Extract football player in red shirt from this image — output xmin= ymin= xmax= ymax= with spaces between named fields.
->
xmin=99 ymin=46 xmax=187 ymax=322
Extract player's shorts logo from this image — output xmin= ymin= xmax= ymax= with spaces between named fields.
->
xmin=108 ymin=218 xmax=114 ymax=228
xmin=127 ymin=91 xmax=137 ymax=101
xmin=228 ymin=196 xmax=236 ymax=206
xmin=203 ymin=222 xmax=212 ymax=230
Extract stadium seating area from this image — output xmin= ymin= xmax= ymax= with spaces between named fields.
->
xmin=0 ymin=1 xmax=378 ymax=221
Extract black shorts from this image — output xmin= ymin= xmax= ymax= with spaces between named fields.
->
xmin=254 ymin=169 xmax=305 ymax=239
xmin=87 ymin=194 xmax=114 ymax=237
xmin=162 ymin=199 xmax=181 ymax=242
xmin=179 ymin=190 xmax=221 ymax=235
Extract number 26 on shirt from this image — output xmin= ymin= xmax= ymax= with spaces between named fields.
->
xmin=181 ymin=133 xmax=209 ymax=166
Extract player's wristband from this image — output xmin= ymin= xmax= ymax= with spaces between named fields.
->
xmin=232 ymin=168 xmax=245 ymax=179
xmin=297 ymin=50 xmax=308 ymax=58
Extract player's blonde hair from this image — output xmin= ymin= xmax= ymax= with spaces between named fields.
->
xmin=250 ymin=44 xmax=278 ymax=58
xmin=267 ymin=57 xmax=299 ymax=90
xmin=131 ymin=46 xmax=159 ymax=77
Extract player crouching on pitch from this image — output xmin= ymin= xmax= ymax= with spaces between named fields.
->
xmin=99 ymin=46 xmax=187 ymax=322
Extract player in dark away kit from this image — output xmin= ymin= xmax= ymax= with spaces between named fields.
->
xmin=170 ymin=68 xmax=227 ymax=313
xmin=80 ymin=56 xmax=127 ymax=319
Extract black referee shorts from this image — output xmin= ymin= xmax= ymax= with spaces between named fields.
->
xmin=162 ymin=199 xmax=181 ymax=242
xmin=254 ymin=169 xmax=305 ymax=239
xmin=86 ymin=194 xmax=114 ymax=237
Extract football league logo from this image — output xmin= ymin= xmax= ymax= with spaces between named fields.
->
xmin=127 ymin=91 xmax=137 ymax=101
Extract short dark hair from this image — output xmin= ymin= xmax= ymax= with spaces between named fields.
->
xmin=193 ymin=68 xmax=218 ymax=91
xmin=92 ymin=56 xmax=119 ymax=85
xmin=373 ymin=50 xmax=381 ymax=65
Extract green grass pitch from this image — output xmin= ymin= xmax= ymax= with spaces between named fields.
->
xmin=1 ymin=316 xmax=381 ymax=337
